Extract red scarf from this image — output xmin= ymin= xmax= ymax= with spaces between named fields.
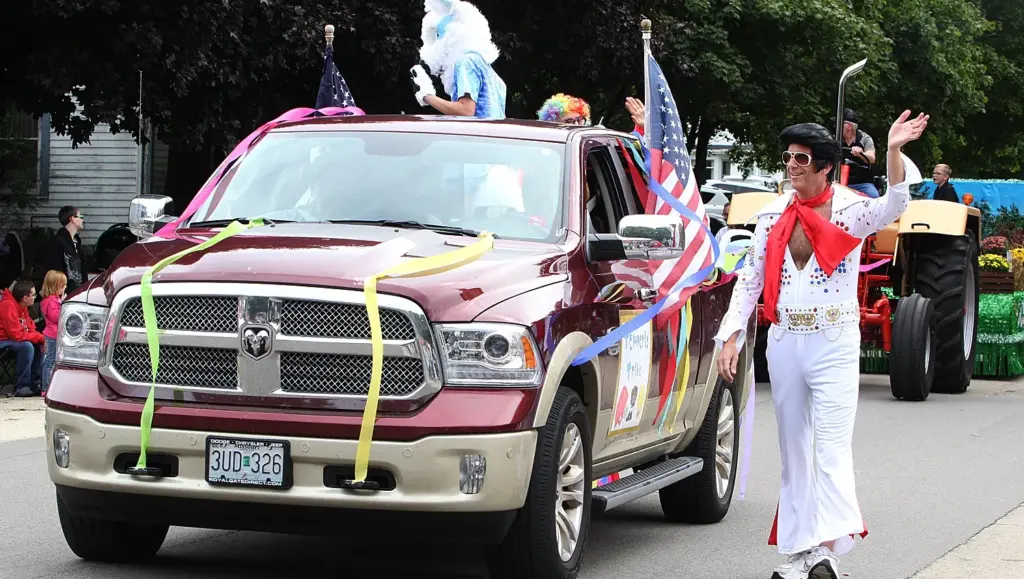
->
xmin=762 ymin=185 xmax=861 ymax=324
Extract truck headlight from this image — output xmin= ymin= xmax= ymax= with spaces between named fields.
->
xmin=56 ymin=303 xmax=110 ymax=368
xmin=434 ymin=323 xmax=542 ymax=386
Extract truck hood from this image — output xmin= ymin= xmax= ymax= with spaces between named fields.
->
xmin=95 ymin=223 xmax=570 ymax=321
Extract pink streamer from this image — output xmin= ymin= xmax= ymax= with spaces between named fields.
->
xmin=859 ymin=257 xmax=890 ymax=273
xmin=155 ymin=106 xmax=365 ymax=239
xmin=736 ymin=357 xmax=757 ymax=501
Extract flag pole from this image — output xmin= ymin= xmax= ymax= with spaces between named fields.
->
xmin=641 ymin=19 xmax=652 ymax=150
xmin=324 ymin=24 xmax=334 ymax=48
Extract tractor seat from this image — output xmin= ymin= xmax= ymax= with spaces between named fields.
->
xmin=873 ymin=222 xmax=899 ymax=254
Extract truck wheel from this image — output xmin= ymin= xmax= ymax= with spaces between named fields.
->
xmin=486 ymin=387 xmax=592 ymax=579
xmin=913 ymin=234 xmax=979 ymax=394
xmin=889 ymin=293 xmax=935 ymax=401
xmin=56 ymin=492 xmax=168 ymax=562
xmin=659 ymin=377 xmax=739 ymax=524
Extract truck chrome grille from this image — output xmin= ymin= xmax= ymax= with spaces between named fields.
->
xmin=112 ymin=343 xmax=238 ymax=389
xmin=121 ymin=297 xmax=237 ymax=333
xmin=280 ymin=353 xmax=424 ymax=396
xmin=280 ymin=300 xmax=415 ymax=340
xmin=101 ymin=283 xmax=441 ymax=411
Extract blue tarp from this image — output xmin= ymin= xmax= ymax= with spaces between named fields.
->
xmin=916 ymin=179 xmax=1024 ymax=212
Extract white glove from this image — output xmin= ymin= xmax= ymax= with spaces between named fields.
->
xmin=410 ymin=65 xmax=436 ymax=107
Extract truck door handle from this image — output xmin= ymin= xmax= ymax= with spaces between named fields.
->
xmin=637 ymin=288 xmax=657 ymax=303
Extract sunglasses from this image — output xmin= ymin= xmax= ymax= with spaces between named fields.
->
xmin=782 ymin=151 xmax=813 ymax=167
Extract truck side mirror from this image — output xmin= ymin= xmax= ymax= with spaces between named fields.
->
xmin=129 ymin=195 xmax=177 ymax=238
xmin=587 ymin=214 xmax=686 ymax=262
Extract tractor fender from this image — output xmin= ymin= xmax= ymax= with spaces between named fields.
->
xmin=531 ymin=332 xmax=600 ymax=437
xmin=726 ymin=192 xmax=781 ymax=227
xmin=897 ymin=200 xmax=982 ymax=243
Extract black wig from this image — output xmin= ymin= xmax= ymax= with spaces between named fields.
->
xmin=779 ymin=123 xmax=842 ymax=174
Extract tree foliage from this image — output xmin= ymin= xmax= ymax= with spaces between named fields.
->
xmin=5 ymin=0 xmax=1024 ymax=184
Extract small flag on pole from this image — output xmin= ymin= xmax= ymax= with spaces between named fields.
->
xmin=316 ymin=45 xmax=356 ymax=109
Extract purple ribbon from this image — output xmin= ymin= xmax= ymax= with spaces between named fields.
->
xmin=736 ymin=355 xmax=757 ymax=501
xmin=859 ymin=257 xmax=890 ymax=273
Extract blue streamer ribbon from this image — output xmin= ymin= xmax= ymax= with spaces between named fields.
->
xmin=571 ymin=140 xmax=723 ymax=366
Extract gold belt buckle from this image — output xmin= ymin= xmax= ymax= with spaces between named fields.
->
xmin=786 ymin=311 xmax=816 ymax=327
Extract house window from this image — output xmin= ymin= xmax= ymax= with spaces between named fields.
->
xmin=0 ymin=107 xmax=47 ymax=199
xmin=703 ymin=159 xmax=714 ymax=182
xmin=722 ymin=161 xmax=732 ymax=178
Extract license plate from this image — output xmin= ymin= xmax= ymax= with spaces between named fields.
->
xmin=205 ymin=437 xmax=292 ymax=489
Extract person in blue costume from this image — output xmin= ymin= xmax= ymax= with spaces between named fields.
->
xmin=410 ymin=0 xmax=507 ymax=120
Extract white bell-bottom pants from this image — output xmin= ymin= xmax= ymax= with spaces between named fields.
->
xmin=766 ymin=323 xmax=867 ymax=556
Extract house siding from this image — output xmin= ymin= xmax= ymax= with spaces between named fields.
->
xmin=26 ymin=125 xmax=139 ymax=246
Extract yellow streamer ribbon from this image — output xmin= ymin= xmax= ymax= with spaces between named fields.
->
xmin=135 ymin=219 xmax=264 ymax=470
xmin=354 ymin=232 xmax=495 ymax=483
xmin=668 ymin=298 xmax=694 ymax=435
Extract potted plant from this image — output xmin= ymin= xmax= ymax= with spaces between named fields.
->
xmin=980 ymin=253 xmax=1014 ymax=293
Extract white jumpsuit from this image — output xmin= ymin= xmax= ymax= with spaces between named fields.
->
xmin=715 ymin=180 xmax=910 ymax=555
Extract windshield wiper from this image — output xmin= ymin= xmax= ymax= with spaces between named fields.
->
xmin=188 ymin=217 xmax=290 ymax=227
xmin=328 ymin=219 xmax=489 ymax=238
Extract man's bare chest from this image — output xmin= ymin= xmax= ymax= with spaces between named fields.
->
xmin=787 ymin=201 xmax=833 ymax=270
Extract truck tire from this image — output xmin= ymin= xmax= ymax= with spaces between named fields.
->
xmin=486 ymin=387 xmax=592 ymax=579
xmin=658 ymin=377 xmax=739 ymax=524
xmin=913 ymin=234 xmax=979 ymax=394
xmin=889 ymin=293 xmax=935 ymax=401
xmin=56 ymin=492 xmax=168 ymax=562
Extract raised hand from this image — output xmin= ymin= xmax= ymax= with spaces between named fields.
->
xmin=888 ymin=110 xmax=929 ymax=150
xmin=410 ymin=65 xmax=436 ymax=107
xmin=625 ymin=97 xmax=645 ymax=128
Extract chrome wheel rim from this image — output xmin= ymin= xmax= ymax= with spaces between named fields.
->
xmin=556 ymin=422 xmax=585 ymax=562
xmin=715 ymin=388 xmax=736 ymax=499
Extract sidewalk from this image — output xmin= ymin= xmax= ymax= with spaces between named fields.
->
xmin=0 ymin=396 xmax=46 ymax=443
xmin=910 ymin=502 xmax=1024 ymax=578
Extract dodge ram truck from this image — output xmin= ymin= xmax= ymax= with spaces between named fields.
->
xmin=46 ymin=115 xmax=756 ymax=579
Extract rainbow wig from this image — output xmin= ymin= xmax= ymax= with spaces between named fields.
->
xmin=537 ymin=94 xmax=592 ymax=125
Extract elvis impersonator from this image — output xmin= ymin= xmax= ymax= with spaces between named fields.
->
xmin=715 ymin=110 xmax=930 ymax=579
xmin=410 ymin=0 xmax=507 ymax=119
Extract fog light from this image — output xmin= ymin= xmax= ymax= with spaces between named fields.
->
xmin=53 ymin=429 xmax=70 ymax=468
xmin=459 ymin=454 xmax=486 ymax=494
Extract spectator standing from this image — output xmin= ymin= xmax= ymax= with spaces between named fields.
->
xmin=39 ymin=270 xmax=67 ymax=393
xmin=47 ymin=206 xmax=88 ymax=294
xmin=0 ymin=280 xmax=45 ymax=397
xmin=932 ymin=164 xmax=959 ymax=203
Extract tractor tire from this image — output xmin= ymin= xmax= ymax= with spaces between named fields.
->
xmin=889 ymin=294 xmax=935 ymax=401
xmin=912 ymin=235 xmax=979 ymax=394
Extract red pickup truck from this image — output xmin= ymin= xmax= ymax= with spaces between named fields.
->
xmin=45 ymin=115 xmax=756 ymax=579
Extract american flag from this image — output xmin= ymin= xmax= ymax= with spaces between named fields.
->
xmin=643 ymin=53 xmax=714 ymax=318
xmin=315 ymin=45 xmax=356 ymax=109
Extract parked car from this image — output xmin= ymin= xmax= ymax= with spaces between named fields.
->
xmin=701 ymin=179 xmax=775 ymax=225
xmin=45 ymin=116 xmax=757 ymax=579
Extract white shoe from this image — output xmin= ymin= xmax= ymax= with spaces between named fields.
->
xmin=771 ymin=550 xmax=814 ymax=579
xmin=807 ymin=546 xmax=840 ymax=579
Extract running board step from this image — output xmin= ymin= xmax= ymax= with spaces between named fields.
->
xmin=592 ymin=456 xmax=703 ymax=515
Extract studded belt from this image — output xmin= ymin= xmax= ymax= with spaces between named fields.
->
xmin=774 ymin=301 xmax=860 ymax=334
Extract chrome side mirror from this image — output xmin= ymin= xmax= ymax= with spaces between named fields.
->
xmin=618 ymin=214 xmax=685 ymax=261
xmin=128 ymin=195 xmax=176 ymax=238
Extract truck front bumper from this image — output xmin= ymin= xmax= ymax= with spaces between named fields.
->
xmin=47 ymin=407 xmax=537 ymax=542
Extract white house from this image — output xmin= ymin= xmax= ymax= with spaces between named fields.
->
xmin=6 ymin=110 xmax=168 ymax=247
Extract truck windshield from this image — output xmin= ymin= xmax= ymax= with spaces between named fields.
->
xmin=188 ymin=131 xmax=566 ymax=242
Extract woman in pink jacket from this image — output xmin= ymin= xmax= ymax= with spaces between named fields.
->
xmin=40 ymin=270 xmax=67 ymax=393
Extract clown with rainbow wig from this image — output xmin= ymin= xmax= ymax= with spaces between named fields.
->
xmin=410 ymin=0 xmax=507 ymax=119
xmin=537 ymin=93 xmax=592 ymax=125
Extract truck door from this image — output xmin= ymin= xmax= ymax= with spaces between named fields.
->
xmin=581 ymin=137 xmax=665 ymax=460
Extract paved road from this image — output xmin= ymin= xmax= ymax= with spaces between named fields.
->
xmin=2 ymin=375 xmax=1023 ymax=579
